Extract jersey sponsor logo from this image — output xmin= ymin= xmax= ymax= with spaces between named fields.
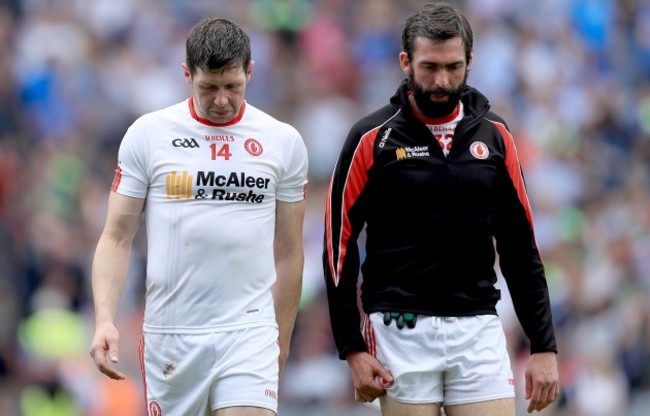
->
xmin=166 ymin=170 xmax=193 ymax=199
xmin=172 ymin=138 xmax=200 ymax=148
xmin=203 ymin=189 xmax=264 ymax=202
xmin=196 ymin=171 xmax=270 ymax=189
xmin=148 ymin=400 xmax=162 ymax=416
xmin=244 ymin=138 xmax=263 ymax=156
xmin=470 ymin=141 xmax=489 ymax=159
xmin=395 ymin=145 xmax=430 ymax=160
xmin=165 ymin=170 xmax=270 ymax=203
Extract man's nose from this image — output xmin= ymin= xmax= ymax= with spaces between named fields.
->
xmin=432 ymin=69 xmax=451 ymax=89
xmin=213 ymin=89 xmax=228 ymax=106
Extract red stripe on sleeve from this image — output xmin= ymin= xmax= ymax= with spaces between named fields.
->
xmin=111 ymin=165 xmax=122 ymax=192
xmin=490 ymin=121 xmax=535 ymax=227
xmin=363 ymin=314 xmax=376 ymax=356
xmin=326 ymin=128 xmax=378 ymax=286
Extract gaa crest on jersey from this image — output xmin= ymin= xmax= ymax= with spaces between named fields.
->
xmin=244 ymin=138 xmax=263 ymax=156
xmin=148 ymin=400 xmax=162 ymax=416
xmin=470 ymin=141 xmax=489 ymax=159
xmin=172 ymin=138 xmax=200 ymax=148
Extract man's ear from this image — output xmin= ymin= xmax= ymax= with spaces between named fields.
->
xmin=182 ymin=63 xmax=192 ymax=85
xmin=399 ymin=52 xmax=410 ymax=76
xmin=246 ymin=61 xmax=255 ymax=81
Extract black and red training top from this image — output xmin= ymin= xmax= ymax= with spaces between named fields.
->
xmin=323 ymin=81 xmax=557 ymax=359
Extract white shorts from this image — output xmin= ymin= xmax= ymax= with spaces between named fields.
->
xmin=140 ymin=326 xmax=280 ymax=416
xmin=364 ymin=313 xmax=515 ymax=406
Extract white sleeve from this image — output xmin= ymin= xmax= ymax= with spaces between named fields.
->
xmin=277 ymin=126 xmax=309 ymax=202
xmin=113 ymin=118 xmax=151 ymax=198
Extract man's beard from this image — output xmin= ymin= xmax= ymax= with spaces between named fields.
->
xmin=408 ymin=70 xmax=467 ymax=118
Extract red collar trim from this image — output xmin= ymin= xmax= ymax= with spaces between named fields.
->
xmin=188 ymin=96 xmax=246 ymax=127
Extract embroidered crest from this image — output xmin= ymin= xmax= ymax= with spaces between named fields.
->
xmin=244 ymin=138 xmax=263 ymax=156
xmin=470 ymin=141 xmax=489 ymax=159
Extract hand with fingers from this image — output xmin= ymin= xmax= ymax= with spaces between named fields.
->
xmin=525 ymin=351 xmax=559 ymax=413
xmin=346 ymin=351 xmax=394 ymax=403
xmin=89 ymin=322 xmax=126 ymax=380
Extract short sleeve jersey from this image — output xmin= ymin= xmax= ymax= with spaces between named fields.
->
xmin=112 ymin=98 xmax=309 ymax=333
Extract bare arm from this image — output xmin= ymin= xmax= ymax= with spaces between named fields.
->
xmin=89 ymin=192 xmax=145 ymax=380
xmin=272 ymin=199 xmax=305 ymax=378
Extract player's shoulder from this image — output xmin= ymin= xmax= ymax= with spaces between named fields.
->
xmin=131 ymin=100 xmax=188 ymax=129
xmin=349 ymin=103 xmax=398 ymax=139
xmin=244 ymin=102 xmax=302 ymax=138
xmin=463 ymin=86 xmax=510 ymax=131
xmin=483 ymin=110 xmax=509 ymax=129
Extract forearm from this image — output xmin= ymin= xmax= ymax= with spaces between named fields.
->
xmin=324 ymin=273 xmax=366 ymax=359
xmin=497 ymin=238 xmax=555 ymax=352
xmin=272 ymin=252 xmax=303 ymax=351
xmin=92 ymin=233 xmax=133 ymax=325
xmin=323 ymin=233 xmax=365 ymax=359
xmin=510 ymin=285 xmax=557 ymax=353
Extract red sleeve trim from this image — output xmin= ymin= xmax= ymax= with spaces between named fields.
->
xmin=325 ymin=128 xmax=378 ymax=286
xmin=111 ymin=165 xmax=122 ymax=192
xmin=489 ymin=120 xmax=535 ymax=227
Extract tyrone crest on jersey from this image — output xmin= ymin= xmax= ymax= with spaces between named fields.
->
xmin=470 ymin=141 xmax=489 ymax=159
xmin=244 ymin=138 xmax=263 ymax=156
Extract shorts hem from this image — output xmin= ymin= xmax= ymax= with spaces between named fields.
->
xmin=443 ymin=392 xmax=516 ymax=406
xmin=386 ymin=392 xmax=515 ymax=406
xmin=385 ymin=392 xmax=443 ymax=405
xmin=212 ymin=402 xmax=277 ymax=414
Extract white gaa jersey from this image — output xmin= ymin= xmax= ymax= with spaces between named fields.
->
xmin=112 ymin=98 xmax=308 ymax=333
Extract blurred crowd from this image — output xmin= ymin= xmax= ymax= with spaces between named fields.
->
xmin=0 ymin=0 xmax=649 ymax=415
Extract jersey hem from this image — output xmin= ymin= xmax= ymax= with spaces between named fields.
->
xmin=114 ymin=188 xmax=147 ymax=198
xmin=365 ymin=306 xmax=498 ymax=317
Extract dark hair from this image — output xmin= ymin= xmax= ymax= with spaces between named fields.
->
xmin=185 ymin=18 xmax=251 ymax=74
xmin=401 ymin=2 xmax=473 ymax=63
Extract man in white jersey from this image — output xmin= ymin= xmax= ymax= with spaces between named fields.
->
xmin=89 ymin=17 xmax=308 ymax=416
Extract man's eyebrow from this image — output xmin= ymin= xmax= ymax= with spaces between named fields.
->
xmin=419 ymin=59 xmax=465 ymax=66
